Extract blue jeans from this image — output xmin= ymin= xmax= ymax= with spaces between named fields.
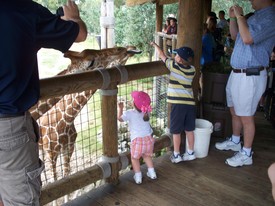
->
xmin=0 ymin=112 xmax=44 ymax=206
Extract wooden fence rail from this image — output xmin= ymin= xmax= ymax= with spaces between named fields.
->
xmin=40 ymin=61 xmax=171 ymax=204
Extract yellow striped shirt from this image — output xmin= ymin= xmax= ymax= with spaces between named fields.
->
xmin=165 ymin=58 xmax=195 ymax=105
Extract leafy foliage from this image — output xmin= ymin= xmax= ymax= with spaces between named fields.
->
xmin=212 ymin=0 xmax=253 ymax=19
xmin=33 ymin=0 xmax=254 ymax=60
xmin=115 ymin=3 xmax=156 ymax=60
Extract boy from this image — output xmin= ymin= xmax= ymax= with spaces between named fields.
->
xmin=150 ymin=42 xmax=196 ymax=163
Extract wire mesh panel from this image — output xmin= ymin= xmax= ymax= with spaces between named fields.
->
xmin=37 ymin=72 xmax=169 ymax=205
xmin=117 ymin=76 xmax=169 ymax=157
xmin=37 ymin=91 xmax=103 ymax=185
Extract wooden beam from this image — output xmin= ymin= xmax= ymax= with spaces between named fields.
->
xmin=126 ymin=0 xmax=177 ymax=7
xmin=126 ymin=0 xmax=151 ymax=7
xmin=39 ymin=61 xmax=169 ymax=101
xmin=158 ymin=0 xmax=178 ymax=5
xmin=40 ymin=134 xmax=172 ymax=205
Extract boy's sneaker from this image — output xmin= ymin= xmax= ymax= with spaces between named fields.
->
xmin=170 ymin=154 xmax=183 ymax=163
xmin=133 ymin=173 xmax=142 ymax=184
xmin=215 ymin=137 xmax=241 ymax=151
xmin=147 ymin=171 xmax=157 ymax=179
xmin=225 ymin=149 xmax=253 ymax=167
xmin=182 ymin=152 xmax=196 ymax=161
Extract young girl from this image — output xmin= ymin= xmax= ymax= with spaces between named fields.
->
xmin=117 ymin=91 xmax=157 ymax=184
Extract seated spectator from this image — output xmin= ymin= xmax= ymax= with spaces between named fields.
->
xmin=201 ymin=23 xmax=215 ymax=66
xmin=166 ymin=18 xmax=177 ymax=35
xmin=217 ymin=10 xmax=229 ymax=29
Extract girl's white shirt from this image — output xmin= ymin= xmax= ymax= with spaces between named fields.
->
xmin=121 ymin=109 xmax=153 ymax=141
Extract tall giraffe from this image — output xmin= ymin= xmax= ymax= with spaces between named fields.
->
xmin=38 ymin=46 xmax=139 ymax=181
xmin=30 ymin=46 xmax=137 ymax=120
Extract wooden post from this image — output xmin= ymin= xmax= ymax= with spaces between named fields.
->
xmin=163 ymin=37 xmax=168 ymax=56
xmin=106 ymin=0 xmax=115 ymax=48
xmin=100 ymin=0 xmax=115 ymax=49
xmin=171 ymin=36 xmax=176 ymax=58
xmin=156 ymin=2 xmax=163 ymax=32
xmin=101 ymin=83 xmax=119 ymax=184
xmin=204 ymin=0 xmax=212 ymax=23
xmin=176 ymin=0 xmax=203 ymax=103
xmin=100 ymin=0 xmax=107 ymax=49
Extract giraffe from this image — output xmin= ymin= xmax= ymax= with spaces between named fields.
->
xmin=37 ymin=46 xmax=140 ymax=181
xmin=30 ymin=46 xmax=138 ymax=120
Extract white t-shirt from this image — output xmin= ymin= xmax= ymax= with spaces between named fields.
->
xmin=121 ymin=109 xmax=153 ymax=141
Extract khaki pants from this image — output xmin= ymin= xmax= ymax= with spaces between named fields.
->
xmin=0 ymin=112 xmax=44 ymax=206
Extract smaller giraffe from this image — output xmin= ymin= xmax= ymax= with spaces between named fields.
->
xmin=38 ymin=46 xmax=141 ymax=181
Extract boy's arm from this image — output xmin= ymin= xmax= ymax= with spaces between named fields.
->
xmin=150 ymin=42 xmax=167 ymax=62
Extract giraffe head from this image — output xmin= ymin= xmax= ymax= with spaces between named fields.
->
xmin=63 ymin=46 xmax=141 ymax=73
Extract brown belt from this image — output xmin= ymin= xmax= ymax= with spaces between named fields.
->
xmin=233 ymin=67 xmax=265 ymax=73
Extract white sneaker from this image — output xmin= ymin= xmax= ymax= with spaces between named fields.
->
xmin=215 ymin=137 xmax=241 ymax=151
xmin=147 ymin=171 xmax=157 ymax=179
xmin=182 ymin=152 xmax=196 ymax=161
xmin=133 ymin=173 xmax=142 ymax=184
xmin=225 ymin=149 xmax=253 ymax=167
xmin=170 ymin=154 xmax=183 ymax=163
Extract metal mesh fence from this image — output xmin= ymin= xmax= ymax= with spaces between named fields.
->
xmin=37 ymin=75 xmax=169 ymax=204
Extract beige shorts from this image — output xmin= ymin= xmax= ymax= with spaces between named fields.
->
xmin=0 ymin=112 xmax=44 ymax=206
xmin=226 ymin=70 xmax=267 ymax=116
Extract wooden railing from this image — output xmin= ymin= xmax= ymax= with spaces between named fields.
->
xmin=40 ymin=61 xmax=173 ymax=205
xmin=155 ymin=32 xmax=177 ymax=58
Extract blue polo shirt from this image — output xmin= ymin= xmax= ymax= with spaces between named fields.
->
xmin=0 ymin=1 xmax=79 ymax=114
xmin=230 ymin=6 xmax=275 ymax=68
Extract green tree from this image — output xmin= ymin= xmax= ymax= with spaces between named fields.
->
xmin=163 ymin=3 xmax=178 ymax=22
xmin=79 ymin=0 xmax=101 ymax=34
xmin=212 ymin=0 xmax=253 ymax=19
xmin=115 ymin=3 xmax=156 ymax=61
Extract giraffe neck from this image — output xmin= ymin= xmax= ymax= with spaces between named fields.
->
xmin=57 ymin=90 xmax=94 ymax=124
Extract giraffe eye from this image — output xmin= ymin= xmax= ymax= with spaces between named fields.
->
xmin=87 ymin=60 xmax=95 ymax=69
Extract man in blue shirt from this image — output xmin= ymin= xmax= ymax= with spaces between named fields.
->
xmin=215 ymin=0 xmax=275 ymax=167
xmin=0 ymin=1 xmax=87 ymax=205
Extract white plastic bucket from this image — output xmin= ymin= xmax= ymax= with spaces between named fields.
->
xmin=186 ymin=119 xmax=213 ymax=158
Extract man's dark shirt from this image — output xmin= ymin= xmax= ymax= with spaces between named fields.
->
xmin=0 ymin=1 xmax=79 ymax=114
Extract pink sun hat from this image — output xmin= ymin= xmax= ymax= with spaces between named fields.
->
xmin=131 ymin=91 xmax=152 ymax=113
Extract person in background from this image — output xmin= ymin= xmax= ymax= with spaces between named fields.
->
xmin=117 ymin=91 xmax=157 ymax=185
xmin=166 ymin=17 xmax=177 ymax=35
xmin=162 ymin=18 xmax=171 ymax=33
xmin=150 ymin=42 xmax=196 ymax=163
xmin=215 ymin=0 xmax=275 ymax=167
xmin=0 ymin=1 xmax=87 ymax=205
xmin=201 ymin=23 xmax=216 ymax=66
xmin=207 ymin=17 xmax=223 ymax=62
xmin=217 ymin=10 xmax=229 ymax=29
xmin=268 ymin=162 xmax=275 ymax=201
